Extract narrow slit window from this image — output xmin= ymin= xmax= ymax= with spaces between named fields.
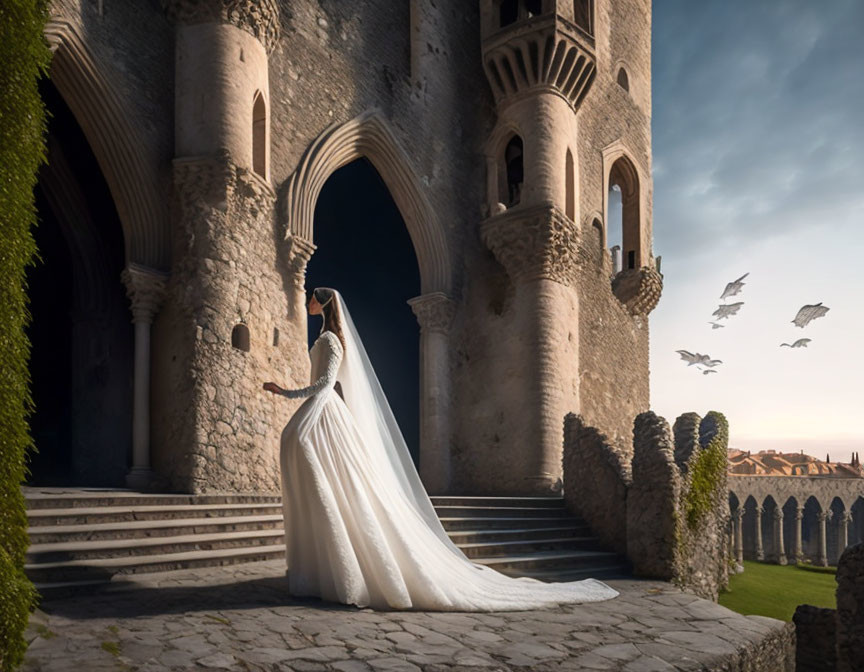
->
xmin=252 ymin=92 xmax=267 ymax=178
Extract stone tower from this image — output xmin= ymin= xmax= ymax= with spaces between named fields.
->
xmin=452 ymin=0 xmax=661 ymax=495
xmin=150 ymin=0 xmax=309 ymax=492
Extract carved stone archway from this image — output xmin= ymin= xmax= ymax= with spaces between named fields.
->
xmin=44 ymin=20 xmax=169 ymax=270
xmin=282 ymin=112 xmax=455 ymax=492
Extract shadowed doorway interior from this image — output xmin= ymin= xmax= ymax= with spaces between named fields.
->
xmin=306 ymin=158 xmax=421 ymax=463
xmin=27 ymin=81 xmax=134 ymax=487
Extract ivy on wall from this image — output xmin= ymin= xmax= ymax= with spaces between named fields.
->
xmin=684 ymin=411 xmax=729 ymax=530
xmin=0 ymin=0 xmax=51 ymax=669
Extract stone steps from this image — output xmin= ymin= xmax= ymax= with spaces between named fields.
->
xmin=25 ymin=489 xmax=628 ymax=596
xmin=28 ymin=514 xmax=285 ymax=544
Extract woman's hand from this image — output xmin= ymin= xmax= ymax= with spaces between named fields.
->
xmin=263 ymin=382 xmax=285 ymax=395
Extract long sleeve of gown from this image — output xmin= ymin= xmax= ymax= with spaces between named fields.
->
xmin=281 ymin=331 xmax=343 ymax=399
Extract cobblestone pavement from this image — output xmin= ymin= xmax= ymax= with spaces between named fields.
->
xmin=23 ymin=561 xmax=791 ymax=672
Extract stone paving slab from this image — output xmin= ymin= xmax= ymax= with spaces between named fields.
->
xmin=21 ymin=560 xmax=793 ymax=672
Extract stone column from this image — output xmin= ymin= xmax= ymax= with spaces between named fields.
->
xmin=409 ymin=292 xmax=456 ymax=494
xmin=284 ymin=234 xmax=316 ymax=318
xmin=793 ymin=506 xmax=804 ymax=564
xmin=733 ymin=508 xmax=744 ymax=566
xmin=481 ymin=205 xmax=580 ymax=494
xmin=817 ymin=510 xmax=831 ymax=567
xmin=121 ymin=264 xmax=168 ymax=490
xmin=754 ymin=507 xmax=764 ymax=561
xmin=773 ymin=508 xmax=787 ymax=565
xmin=837 ymin=511 xmax=852 ymax=558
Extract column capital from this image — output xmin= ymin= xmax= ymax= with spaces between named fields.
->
xmin=817 ymin=510 xmax=832 ymax=523
xmin=121 ymin=264 xmax=169 ymax=324
xmin=733 ymin=508 xmax=745 ymax=521
xmin=480 ymin=203 xmax=579 ymax=287
xmin=773 ymin=508 xmax=784 ymax=521
xmin=162 ymin=0 xmax=281 ymax=53
xmin=839 ymin=510 xmax=853 ymax=523
xmin=408 ymin=292 xmax=456 ymax=335
xmin=282 ymin=234 xmax=316 ymax=290
xmin=795 ymin=506 xmax=805 ymax=520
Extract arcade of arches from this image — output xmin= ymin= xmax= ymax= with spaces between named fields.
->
xmin=730 ymin=476 xmax=864 ymax=567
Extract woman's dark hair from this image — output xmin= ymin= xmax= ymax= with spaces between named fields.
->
xmin=313 ymin=287 xmax=346 ymax=350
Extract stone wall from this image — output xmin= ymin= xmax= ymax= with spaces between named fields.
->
xmin=793 ymin=543 xmax=864 ymax=672
xmin=564 ymin=411 xmax=731 ymax=600
xmin=792 ymin=606 xmax=836 ymax=672
xmin=627 ymin=412 xmax=680 ymax=580
xmin=836 ymin=543 xmax=864 ymax=672
xmin=562 ymin=414 xmax=631 ymax=554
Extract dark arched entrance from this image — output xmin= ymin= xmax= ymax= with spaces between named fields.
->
xmin=27 ymin=81 xmax=133 ymax=486
xmin=306 ymin=158 xmax=421 ymax=461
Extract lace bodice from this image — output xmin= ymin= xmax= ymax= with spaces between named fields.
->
xmin=281 ymin=331 xmax=343 ymax=399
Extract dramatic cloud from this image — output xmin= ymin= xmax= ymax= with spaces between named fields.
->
xmin=652 ymin=0 xmax=864 ymax=260
xmin=649 ymin=0 xmax=864 ymax=460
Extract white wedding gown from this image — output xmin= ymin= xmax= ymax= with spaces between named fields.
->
xmin=279 ymin=295 xmax=617 ymax=611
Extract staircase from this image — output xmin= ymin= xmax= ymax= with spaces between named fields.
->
xmin=24 ymin=489 xmax=629 ymax=596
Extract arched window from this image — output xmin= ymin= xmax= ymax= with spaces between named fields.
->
xmin=500 ymin=0 xmax=519 ymax=27
xmin=573 ymin=0 xmax=593 ymax=34
xmin=608 ymin=156 xmax=640 ymax=271
xmin=565 ymin=149 xmax=575 ymax=221
xmin=616 ymin=67 xmax=630 ymax=92
xmin=502 ymin=135 xmax=524 ymax=206
xmin=252 ymin=92 xmax=267 ymax=178
xmin=232 ymin=323 xmax=250 ymax=352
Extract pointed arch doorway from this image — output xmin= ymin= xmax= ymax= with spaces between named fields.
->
xmin=306 ymin=159 xmax=422 ymax=460
xmin=283 ymin=113 xmax=455 ymax=493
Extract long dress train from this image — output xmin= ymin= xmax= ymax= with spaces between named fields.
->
xmin=279 ymin=302 xmax=618 ymax=611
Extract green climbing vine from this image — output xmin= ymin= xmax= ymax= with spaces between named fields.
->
xmin=684 ymin=411 xmax=729 ymax=531
xmin=0 ymin=0 xmax=51 ymax=669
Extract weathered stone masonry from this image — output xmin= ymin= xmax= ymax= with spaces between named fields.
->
xmin=43 ymin=0 xmax=662 ymax=495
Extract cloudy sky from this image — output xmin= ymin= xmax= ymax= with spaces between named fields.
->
xmin=648 ymin=0 xmax=864 ymax=462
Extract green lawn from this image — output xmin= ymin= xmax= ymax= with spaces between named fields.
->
xmin=718 ymin=561 xmax=837 ymax=621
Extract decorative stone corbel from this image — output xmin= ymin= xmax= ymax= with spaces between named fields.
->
xmin=408 ymin=292 xmax=456 ymax=335
xmin=480 ymin=203 xmax=580 ymax=287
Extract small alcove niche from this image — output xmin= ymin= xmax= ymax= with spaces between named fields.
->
xmin=500 ymin=135 xmax=524 ymax=207
xmin=565 ymin=148 xmax=575 ymax=221
xmin=252 ymin=91 xmax=267 ymax=178
xmin=272 ymin=327 xmax=280 ymax=347
xmin=232 ymin=323 xmax=251 ymax=352
xmin=616 ymin=67 xmax=630 ymax=92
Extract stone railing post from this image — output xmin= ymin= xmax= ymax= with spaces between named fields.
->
xmin=773 ymin=508 xmax=787 ymax=565
xmin=817 ymin=510 xmax=831 ymax=567
xmin=794 ymin=506 xmax=804 ymax=564
xmin=754 ymin=506 xmax=765 ymax=561
xmin=408 ymin=292 xmax=456 ymax=494
xmin=121 ymin=264 xmax=168 ymax=489
xmin=733 ymin=508 xmax=744 ymax=566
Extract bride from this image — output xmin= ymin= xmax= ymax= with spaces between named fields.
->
xmin=263 ymin=287 xmax=617 ymax=611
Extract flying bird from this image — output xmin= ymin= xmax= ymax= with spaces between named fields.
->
xmin=712 ymin=302 xmax=744 ymax=320
xmin=703 ymin=369 xmax=718 ymax=375
xmin=703 ymin=359 xmax=723 ymax=368
xmin=720 ymin=273 xmax=750 ymax=300
xmin=781 ymin=339 xmax=812 ymax=349
xmin=708 ymin=322 xmax=725 ymax=330
xmin=792 ymin=303 xmax=829 ymax=328
xmin=676 ymin=350 xmax=707 ymax=366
